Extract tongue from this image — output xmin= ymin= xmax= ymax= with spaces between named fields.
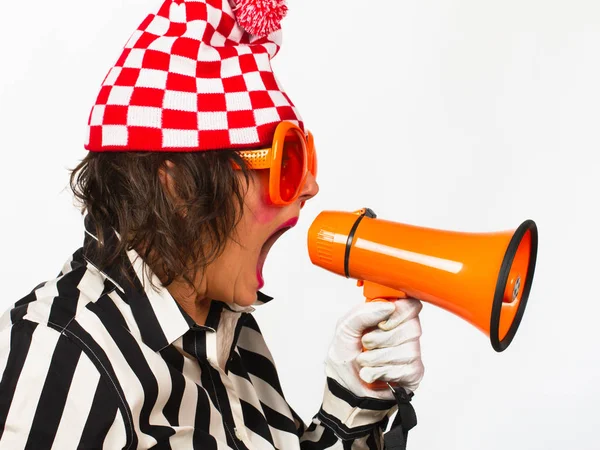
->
xmin=257 ymin=250 xmax=267 ymax=289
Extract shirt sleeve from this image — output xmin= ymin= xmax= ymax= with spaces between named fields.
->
xmin=0 ymin=319 xmax=126 ymax=449
xmin=293 ymin=377 xmax=398 ymax=450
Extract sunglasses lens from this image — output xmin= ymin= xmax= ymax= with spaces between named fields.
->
xmin=280 ymin=130 xmax=306 ymax=202
xmin=309 ymin=145 xmax=317 ymax=179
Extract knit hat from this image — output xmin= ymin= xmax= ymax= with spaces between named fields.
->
xmin=85 ymin=0 xmax=302 ymax=152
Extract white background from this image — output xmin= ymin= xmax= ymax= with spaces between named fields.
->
xmin=1 ymin=0 xmax=599 ymax=449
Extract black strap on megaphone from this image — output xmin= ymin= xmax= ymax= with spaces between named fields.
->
xmin=344 ymin=207 xmax=377 ymax=278
xmin=383 ymin=384 xmax=418 ymax=450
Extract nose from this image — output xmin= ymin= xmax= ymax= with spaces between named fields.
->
xmin=298 ymin=171 xmax=319 ymax=206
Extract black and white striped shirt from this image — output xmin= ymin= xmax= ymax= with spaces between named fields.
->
xmin=0 ymin=215 xmax=398 ymax=449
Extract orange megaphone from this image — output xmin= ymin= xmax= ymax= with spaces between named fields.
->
xmin=307 ymin=208 xmax=538 ymax=352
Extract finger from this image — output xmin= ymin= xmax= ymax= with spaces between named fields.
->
xmin=359 ymin=360 xmax=425 ymax=391
xmin=341 ymin=301 xmax=395 ymax=337
xmin=362 ymin=316 xmax=422 ymax=350
xmin=378 ymin=299 xmax=423 ymax=331
xmin=356 ymin=340 xmax=421 ymax=367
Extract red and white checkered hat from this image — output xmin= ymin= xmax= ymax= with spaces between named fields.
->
xmin=85 ymin=0 xmax=302 ymax=152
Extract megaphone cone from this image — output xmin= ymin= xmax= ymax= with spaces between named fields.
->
xmin=308 ymin=208 xmax=538 ymax=352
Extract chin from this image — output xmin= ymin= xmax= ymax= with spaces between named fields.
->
xmin=232 ymin=288 xmax=259 ymax=308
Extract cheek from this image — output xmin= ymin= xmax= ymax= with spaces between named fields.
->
xmin=253 ymin=203 xmax=279 ymax=225
xmin=250 ymin=171 xmax=280 ymax=225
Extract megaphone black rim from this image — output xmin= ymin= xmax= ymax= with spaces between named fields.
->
xmin=490 ymin=219 xmax=538 ymax=352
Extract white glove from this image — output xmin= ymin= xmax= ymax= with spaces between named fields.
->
xmin=325 ymin=299 xmax=424 ymax=401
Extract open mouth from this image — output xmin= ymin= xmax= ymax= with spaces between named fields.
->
xmin=256 ymin=217 xmax=299 ymax=289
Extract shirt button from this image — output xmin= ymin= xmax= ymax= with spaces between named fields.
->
xmin=234 ymin=428 xmax=244 ymax=441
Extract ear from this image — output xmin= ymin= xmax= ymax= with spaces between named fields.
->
xmin=158 ymin=160 xmax=179 ymax=201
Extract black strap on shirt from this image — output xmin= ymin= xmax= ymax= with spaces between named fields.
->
xmin=383 ymin=385 xmax=417 ymax=450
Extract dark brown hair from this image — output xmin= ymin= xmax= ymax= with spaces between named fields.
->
xmin=69 ymin=150 xmax=251 ymax=292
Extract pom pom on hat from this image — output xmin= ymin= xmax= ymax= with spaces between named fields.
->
xmin=232 ymin=0 xmax=288 ymax=37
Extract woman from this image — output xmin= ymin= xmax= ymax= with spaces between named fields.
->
xmin=0 ymin=0 xmax=424 ymax=448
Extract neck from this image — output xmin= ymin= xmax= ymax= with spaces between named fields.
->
xmin=166 ymin=278 xmax=212 ymax=326
xmin=136 ymin=243 xmax=213 ymax=325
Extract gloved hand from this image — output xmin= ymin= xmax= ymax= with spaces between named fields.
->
xmin=325 ymin=299 xmax=424 ymax=401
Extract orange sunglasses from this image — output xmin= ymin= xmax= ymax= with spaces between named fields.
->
xmin=235 ymin=121 xmax=317 ymax=206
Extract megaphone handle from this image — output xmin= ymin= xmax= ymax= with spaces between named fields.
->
xmin=359 ymin=280 xmax=408 ymax=302
xmin=358 ymin=280 xmax=408 ymax=390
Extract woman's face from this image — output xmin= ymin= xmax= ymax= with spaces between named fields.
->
xmin=203 ymin=168 xmax=319 ymax=307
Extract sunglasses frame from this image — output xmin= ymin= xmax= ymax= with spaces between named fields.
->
xmin=235 ymin=121 xmax=317 ymax=206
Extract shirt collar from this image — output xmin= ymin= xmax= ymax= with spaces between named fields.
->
xmin=81 ymin=213 xmax=274 ymax=352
